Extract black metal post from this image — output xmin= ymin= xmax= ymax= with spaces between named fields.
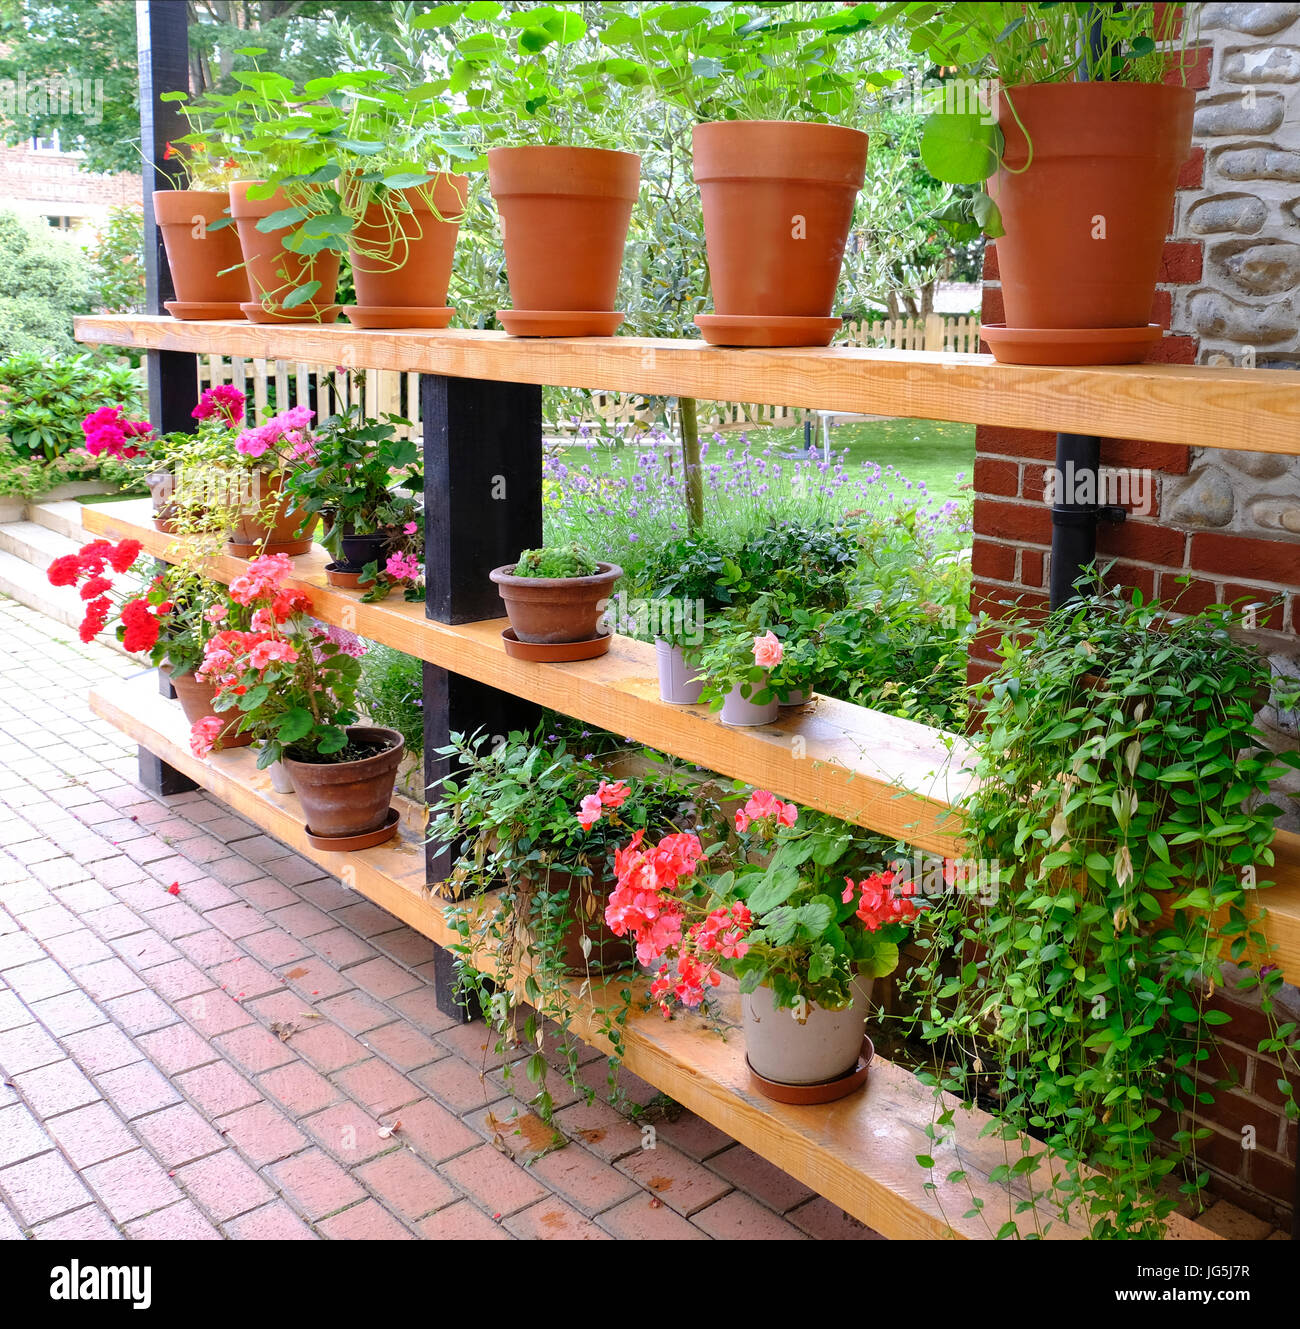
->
xmin=420 ymin=374 xmax=545 ymax=1019
xmin=136 ymin=0 xmax=197 ymax=795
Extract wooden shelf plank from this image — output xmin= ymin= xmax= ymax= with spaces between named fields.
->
xmin=88 ymin=671 xmax=1215 ymax=1241
xmin=74 ymin=314 xmax=1300 ymax=454
xmin=81 ymin=500 xmax=970 ymax=856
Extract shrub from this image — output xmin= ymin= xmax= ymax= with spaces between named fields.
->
xmin=0 ymin=211 xmax=92 ymax=358
xmin=88 ymin=206 xmax=146 ymax=314
xmin=356 ymin=645 xmax=424 ymax=756
xmin=0 ymin=352 xmax=142 ymax=462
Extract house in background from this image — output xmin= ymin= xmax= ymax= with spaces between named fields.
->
xmin=0 ymin=133 xmax=140 ymax=239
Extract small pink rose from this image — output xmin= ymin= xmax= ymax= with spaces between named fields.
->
xmin=752 ymin=631 xmax=783 ymax=669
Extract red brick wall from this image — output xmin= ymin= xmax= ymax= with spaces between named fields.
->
xmin=967 ymin=40 xmax=1298 ymax=1222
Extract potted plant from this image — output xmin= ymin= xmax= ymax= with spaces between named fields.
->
xmin=46 ymin=538 xmax=254 ymax=751
xmin=195 ymin=552 xmax=402 ymax=848
xmin=170 ymin=66 xmax=348 ymax=323
xmin=695 ymin=612 xmax=786 ymax=727
xmin=450 ymin=4 xmax=640 ymax=336
xmin=604 ymin=6 xmax=886 ymax=346
xmin=281 ymin=396 xmax=422 ymax=589
xmin=606 ymin=791 xmax=920 ymax=1102
xmin=149 ymin=131 xmax=248 ymax=318
xmin=430 ymin=727 xmax=723 ymax=1119
xmin=908 ymin=2 xmax=1197 ymax=364
xmin=489 ymin=542 xmax=621 ymax=660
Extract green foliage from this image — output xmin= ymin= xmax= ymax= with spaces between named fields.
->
xmin=0 ymin=212 xmax=92 ymax=358
xmin=356 ymin=644 xmax=424 ymax=757
xmin=87 ymin=206 xmax=145 ymax=314
xmin=514 ymin=543 xmax=599 ymax=579
xmin=0 ymin=351 xmax=140 ymax=461
xmin=904 ymin=586 xmax=1300 ymax=1238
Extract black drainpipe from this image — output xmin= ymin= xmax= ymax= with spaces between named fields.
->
xmin=1049 ymin=433 xmax=1126 ymax=609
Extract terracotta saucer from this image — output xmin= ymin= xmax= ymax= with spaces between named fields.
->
xmin=239 ymin=301 xmax=342 ymax=325
xmin=225 ymin=536 xmax=314 ymax=559
xmin=980 ymin=323 xmax=1162 ymax=366
xmin=343 ymin=305 xmax=455 ymax=330
xmin=324 ymin=561 xmax=375 ymax=590
xmin=305 ymin=806 xmax=399 ymax=852
xmin=501 ymin=628 xmax=611 ymax=663
xmin=694 ymin=313 xmax=842 ymax=348
xmin=164 ymin=300 xmax=245 ymax=321
xmin=747 ymin=1035 xmax=874 ymax=1105
xmin=496 ymin=309 xmax=625 ymax=337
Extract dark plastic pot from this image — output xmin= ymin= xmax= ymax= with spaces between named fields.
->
xmin=340 ymin=531 xmax=391 ymax=573
xmin=283 ymin=726 xmax=404 ymax=839
xmin=488 ymin=562 xmax=622 ymax=644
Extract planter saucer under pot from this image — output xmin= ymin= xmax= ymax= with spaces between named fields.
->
xmin=742 ymin=975 xmax=874 ymax=1104
xmin=982 ymin=82 xmax=1194 ymax=366
xmin=692 ymin=120 xmax=869 ymax=347
xmin=283 ymin=725 xmax=404 ymax=851
xmin=488 ymin=146 xmax=640 ymax=337
xmin=490 ymin=561 xmax=622 ymax=662
xmin=656 ymin=639 xmax=704 ymax=705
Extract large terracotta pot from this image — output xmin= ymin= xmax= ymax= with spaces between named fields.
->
xmin=283 ymin=726 xmax=404 ymax=839
xmin=348 ymin=174 xmax=467 ymax=310
xmin=692 ymin=120 xmax=868 ymax=347
xmin=489 ymin=561 xmax=622 ymax=644
xmin=985 ymin=82 xmax=1194 ymax=364
xmin=226 ymin=471 xmax=313 ymax=558
xmin=741 ymin=975 xmax=873 ymax=1085
xmin=160 ymin=664 xmax=253 ymax=750
xmin=153 ymin=190 xmax=248 ymax=314
xmin=229 ymin=181 xmax=341 ymax=323
xmin=487 ymin=146 xmax=640 ymax=336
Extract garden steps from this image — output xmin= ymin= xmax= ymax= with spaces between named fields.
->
xmin=74 ymin=315 xmax=1300 ymax=454
xmin=0 ymin=545 xmax=94 ymax=632
xmin=27 ymin=498 xmax=98 ymax=545
xmin=0 ymin=518 xmax=84 ymax=571
xmin=85 ymin=669 xmax=1216 ymax=1242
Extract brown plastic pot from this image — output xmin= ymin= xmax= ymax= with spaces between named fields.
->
xmin=226 ymin=471 xmax=313 ymax=557
xmin=988 ymin=83 xmax=1194 ymax=337
xmin=348 ymin=174 xmax=467 ymax=309
xmin=283 ymin=725 xmax=404 ymax=840
xmin=229 ymin=180 xmax=341 ymax=323
xmin=692 ymin=120 xmax=868 ymax=346
xmin=487 ymin=146 xmax=640 ymax=333
xmin=153 ymin=190 xmax=248 ymax=308
xmin=523 ymin=864 xmax=635 ymax=975
xmin=489 ymin=562 xmax=621 ymax=645
xmin=160 ymin=664 xmax=253 ymax=750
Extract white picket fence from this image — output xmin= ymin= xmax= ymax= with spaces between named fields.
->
xmin=193 ymin=312 xmax=980 ymax=441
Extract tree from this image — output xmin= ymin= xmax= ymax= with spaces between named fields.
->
xmin=88 ymin=205 xmax=146 ymax=313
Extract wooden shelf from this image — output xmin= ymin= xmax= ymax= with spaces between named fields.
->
xmin=74 ymin=314 xmax=1300 ymax=454
xmin=90 ymin=671 xmax=1216 ymax=1241
xmin=81 ymin=500 xmax=970 ymax=857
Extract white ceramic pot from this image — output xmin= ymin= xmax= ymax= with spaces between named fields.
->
xmin=779 ymin=687 xmax=810 ymax=707
xmin=268 ymin=759 xmax=294 ymax=794
xmin=720 ymin=678 xmax=778 ymax=726
xmin=741 ymin=976 xmax=873 ymax=1085
xmin=656 ymin=639 xmax=704 ymax=704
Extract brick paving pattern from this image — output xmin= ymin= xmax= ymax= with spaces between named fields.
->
xmin=0 ymin=598 xmax=880 ymax=1241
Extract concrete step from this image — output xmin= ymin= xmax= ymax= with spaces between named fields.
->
xmin=0 ymin=519 xmax=83 ymax=572
xmin=0 ymin=550 xmax=130 ymax=656
xmin=27 ymin=499 xmax=94 ymax=544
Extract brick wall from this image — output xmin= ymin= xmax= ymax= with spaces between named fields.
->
xmin=968 ymin=3 xmax=1299 ymax=1222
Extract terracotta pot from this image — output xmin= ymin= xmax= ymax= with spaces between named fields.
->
xmin=488 ymin=146 xmax=640 ymax=333
xmin=348 ymin=174 xmax=467 ymax=309
xmin=283 ymin=725 xmax=404 ymax=839
xmin=721 ymin=679 xmax=778 ymax=727
xmin=229 ymin=180 xmax=341 ymax=322
xmin=656 ymin=639 xmax=704 ymax=705
xmin=742 ymin=975 xmax=873 ymax=1085
xmin=226 ymin=471 xmax=312 ymax=557
xmin=154 ymin=190 xmax=248 ymax=308
xmin=160 ymin=664 xmax=253 ymax=750
xmin=692 ymin=120 xmax=868 ymax=346
xmin=523 ymin=864 xmax=635 ymax=975
xmin=989 ymin=83 xmax=1194 ymax=337
xmin=489 ymin=561 xmax=621 ymax=645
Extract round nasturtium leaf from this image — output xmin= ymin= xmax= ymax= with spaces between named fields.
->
xmin=919 ymin=109 xmax=1000 ymax=186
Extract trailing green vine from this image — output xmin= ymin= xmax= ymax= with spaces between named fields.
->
xmin=903 ymin=587 xmax=1300 ymax=1238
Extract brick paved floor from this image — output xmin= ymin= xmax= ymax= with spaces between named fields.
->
xmin=0 ymin=597 xmax=882 ymax=1241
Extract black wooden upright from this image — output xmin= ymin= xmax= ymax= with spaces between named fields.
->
xmin=137 ymin=0 xmax=198 ymax=794
xmin=421 ymin=375 xmax=545 ymax=1019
